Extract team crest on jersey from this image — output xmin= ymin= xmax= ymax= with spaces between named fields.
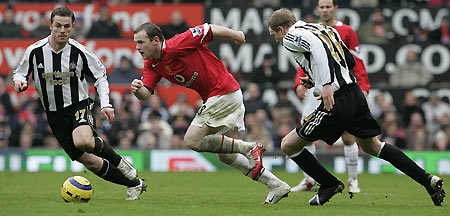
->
xmin=190 ymin=27 xmax=202 ymax=37
xmin=69 ymin=62 xmax=76 ymax=71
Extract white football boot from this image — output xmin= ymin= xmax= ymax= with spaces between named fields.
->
xmin=118 ymin=157 xmax=137 ymax=180
xmin=348 ymin=178 xmax=361 ymax=194
xmin=264 ymin=181 xmax=291 ymax=204
xmin=291 ymin=178 xmax=316 ymax=192
xmin=126 ymin=179 xmax=147 ymax=200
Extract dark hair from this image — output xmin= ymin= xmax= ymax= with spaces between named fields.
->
xmin=317 ymin=0 xmax=337 ymax=6
xmin=268 ymin=8 xmax=297 ymax=32
xmin=51 ymin=7 xmax=75 ymax=24
xmin=134 ymin=22 xmax=165 ymax=41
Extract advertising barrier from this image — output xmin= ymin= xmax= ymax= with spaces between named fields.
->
xmin=1 ymin=149 xmax=449 ymax=175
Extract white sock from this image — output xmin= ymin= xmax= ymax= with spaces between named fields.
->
xmin=230 ymin=154 xmax=281 ymax=189
xmin=302 ymin=144 xmax=316 ymax=183
xmin=199 ymin=135 xmax=254 ymax=154
xmin=344 ymin=142 xmax=359 ymax=179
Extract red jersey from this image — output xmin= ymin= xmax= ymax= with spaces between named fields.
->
xmin=294 ymin=21 xmax=370 ymax=92
xmin=142 ymin=23 xmax=240 ymax=102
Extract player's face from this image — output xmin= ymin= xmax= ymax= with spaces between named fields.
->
xmin=317 ymin=0 xmax=337 ymax=23
xmin=268 ymin=27 xmax=285 ymax=44
xmin=50 ymin=15 xmax=73 ymax=45
xmin=134 ymin=30 xmax=161 ymax=60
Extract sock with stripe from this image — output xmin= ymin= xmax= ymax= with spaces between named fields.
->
xmin=94 ymin=159 xmax=139 ymax=187
xmin=344 ymin=143 xmax=359 ymax=179
xmin=230 ymin=154 xmax=282 ymax=188
xmin=290 ymin=148 xmax=339 ymax=187
xmin=198 ymin=135 xmax=254 ymax=154
xmin=88 ymin=137 xmax=122 ymax=167
xmin=378 ymin=143 xmax=430 ymax=187
xmin=302 ymin=144 xmax=316 ymax=183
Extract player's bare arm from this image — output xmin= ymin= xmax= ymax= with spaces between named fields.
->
xmin=209 ymin=24 xmax=245 ymax=44
xmin=131 ymin=79 xmax=152 ymax=101
xmin=101 ymin=107 xmax=115 ymax=124
xmin=14 ymin=81 xmax=28 ymax=93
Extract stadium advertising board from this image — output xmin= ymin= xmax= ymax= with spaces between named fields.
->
xmin=1 ymin=150 xmax=448 ymax=175
xmin=205 ymin=6 xmax=450 ymax=82
xmin=0 ymin=3 xmax=204 ymax=75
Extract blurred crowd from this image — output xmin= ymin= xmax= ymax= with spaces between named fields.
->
xmin=1 ymin=0 xmax=449 ymax=152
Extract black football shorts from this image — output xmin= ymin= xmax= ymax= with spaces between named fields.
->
xmin=296 ymin=83 xmax=381 ymax=145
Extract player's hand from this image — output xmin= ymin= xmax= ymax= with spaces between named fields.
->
xmin=296 ymin=85 xmax=306 ymax=100
xmin=362 ymin=90 xmax=368 ymax=98
xmin=14 ymin=81 xmax=28 ymax=93
xmin=101 ymin=107 xmax=115 ymax=125
xmin=318 ymin=84 xmax=335 ymax=111
xmin=235 ymin=31 xmax=246 ymax=45
xmin=299 ymin=77 xmax=313 ymax=89
xmin=131 ymin=79 xmax=143 ymax=93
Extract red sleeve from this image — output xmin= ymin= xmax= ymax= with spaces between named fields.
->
xmin=141 ymin=60 xmax=162 ymax=91
xmin=293 ymin=67 xmax=307 ymax=91
xmin=346 ymin=27 xmax=370 ymax=92
xmin=166 ymin=23 xmax=213 ymax=56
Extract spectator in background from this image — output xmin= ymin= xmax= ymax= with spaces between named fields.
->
xmin=243 ymin=82 xmax=268 ymax=114
xmin=160 ymin=10 xmax=189 ymax=39
xmin=400 ymin=91 xmax=426 ymax=127
xmin=0 ymin=122 xmax=9 ymax=149
xmin=0 ymin=6 xmax=22 ymax=38
xmin=429 ymin=16 xmax=450 ymax=45
xmin=380 ymin=111 xmax=406 ymax=149
xmin=108 ymin=56 xmax=140 ymax=84
xmin=389 ymin=50 xmax=433 ymax=88
xmin=434 ymin=123 xmax=450 ymax=151
xmin=0 ymin=77 xmax=14 ymax=123
xmin=30 ymin=13 xmax=50 ymax=39
xmin=241 ymin=112 xmax=274 ymax=152
xmin=87 ymin=5 xmax=121 ymax=38
xmin=253 ymin=54 xmax=281 ymax=90
xmin=358 ymin=8 xmax=395 ymax=44
xmin=168 ymin=93 xmax=195 ymax=119
xmin=109 ymin=103 xmax=139 ymax=147
xmin=137 ymin=111 xmax=173 ymax=149
xmin=140 ymin=95 xmax=170 ymax=123
xmin=422 ymin=92 xmax=450 ymax=145
xmin=72 ymin=16 xmax=89 ymax=39
xmin=405 ymin=112 xmax=428 ymax=150
xmin=351 ymin=0 xmax=378 ymax=7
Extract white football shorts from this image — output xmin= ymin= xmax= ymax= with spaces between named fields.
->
xmin=191 ymin=89 xmax=245 ymax=134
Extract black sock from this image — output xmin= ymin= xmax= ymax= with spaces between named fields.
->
xmin=379 ymin=143 xmax=430 ymax=187
xmin=95 ymin=159 xmax=140 ymax=187
xmin=291 ymin=149 xmax=338 ymax=187
xmin=90 ymin=137 xmax=122 ymax=167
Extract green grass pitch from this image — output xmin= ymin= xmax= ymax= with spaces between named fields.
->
xmin=0 ymin=171 xmax=448 ymax=216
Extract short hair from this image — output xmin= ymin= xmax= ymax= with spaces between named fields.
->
xmin=134 ymin=22 xmax=165 ymax=41
xmin=268 ymin=8 xmax=296 ymax=32
xmin=51 ymin=6 xmax=75 ymax=24
xmin=317 ymin=0 xmax=337 ymax=6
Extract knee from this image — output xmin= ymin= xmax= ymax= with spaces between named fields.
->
xmin=73 ymin=135 xmax=94 ymax=152
xmin=359 ymin=139 xmax=381 ymax=156
xmin=280 ymin=138 xmax=291 ymax=154
xmin=183 ymin=134 xmax=200 ymax=151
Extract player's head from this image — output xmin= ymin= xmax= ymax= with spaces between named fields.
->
xmin=317 ymin=0 xmax=338 ymax=23
xmin=268 ymin=8 xmax=296 ymax=44
xmin=50 ymin=7 xmax=74 ymax=45
xmin=134 ymin=22 xmax=165 ymax=60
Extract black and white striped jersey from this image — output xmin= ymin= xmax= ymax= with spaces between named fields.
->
xmin=13 ymin=37 xmax=111 ymax=112
xmin=283 ymin=20 xmax=356 ymax=96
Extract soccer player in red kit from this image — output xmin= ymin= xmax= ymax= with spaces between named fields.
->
xmin=291 ymin=0 xmax=370 ymax=195
xmin=131 ymin=22 xmax=290 ymax=204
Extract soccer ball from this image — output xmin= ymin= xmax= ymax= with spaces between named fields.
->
xmin=61 ymin=176 xmax=93 ymax=203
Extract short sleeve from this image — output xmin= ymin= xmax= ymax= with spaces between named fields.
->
xmin=166 ymin=23 xmax=213 ymax=56
xmin=141 ymin=60 xmax=162 ymax=90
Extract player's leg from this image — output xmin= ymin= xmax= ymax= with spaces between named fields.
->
xmin=217 ymin=128 xmax=290 ymax=204
xmin=291 ymin=143 xmax=316 ymax=192
xmin=76 ymin=153 xmax=146 ymax=200
xmin=184 ymin=90 xmax=263 ymax=180
xmin=342 ymin=131 xmax=360 ymax=194
xmin=281 ymin=129 xmax=344 ymax=206
xmin=71 ymin=101 xmax=136 ymax=180
xmin=357 ymin=137 xmax=445 ymax=206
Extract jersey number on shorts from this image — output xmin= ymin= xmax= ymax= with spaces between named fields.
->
xmin=75 ymin=109 xmax=86 ymax=121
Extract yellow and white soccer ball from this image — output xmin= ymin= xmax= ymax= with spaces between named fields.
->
xmin=61 ymin=176 xmax=93 ymax=203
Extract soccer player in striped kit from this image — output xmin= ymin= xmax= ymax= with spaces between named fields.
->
xmin=131 ymin=22 xmax=290 ymax=204
xmin=268 ymin=8 xmax=444 ymax=206
xmin=12 ymin=7 xmax=145 ymax=200
xmin=291 ymin=0 xmax=370 ymax=195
